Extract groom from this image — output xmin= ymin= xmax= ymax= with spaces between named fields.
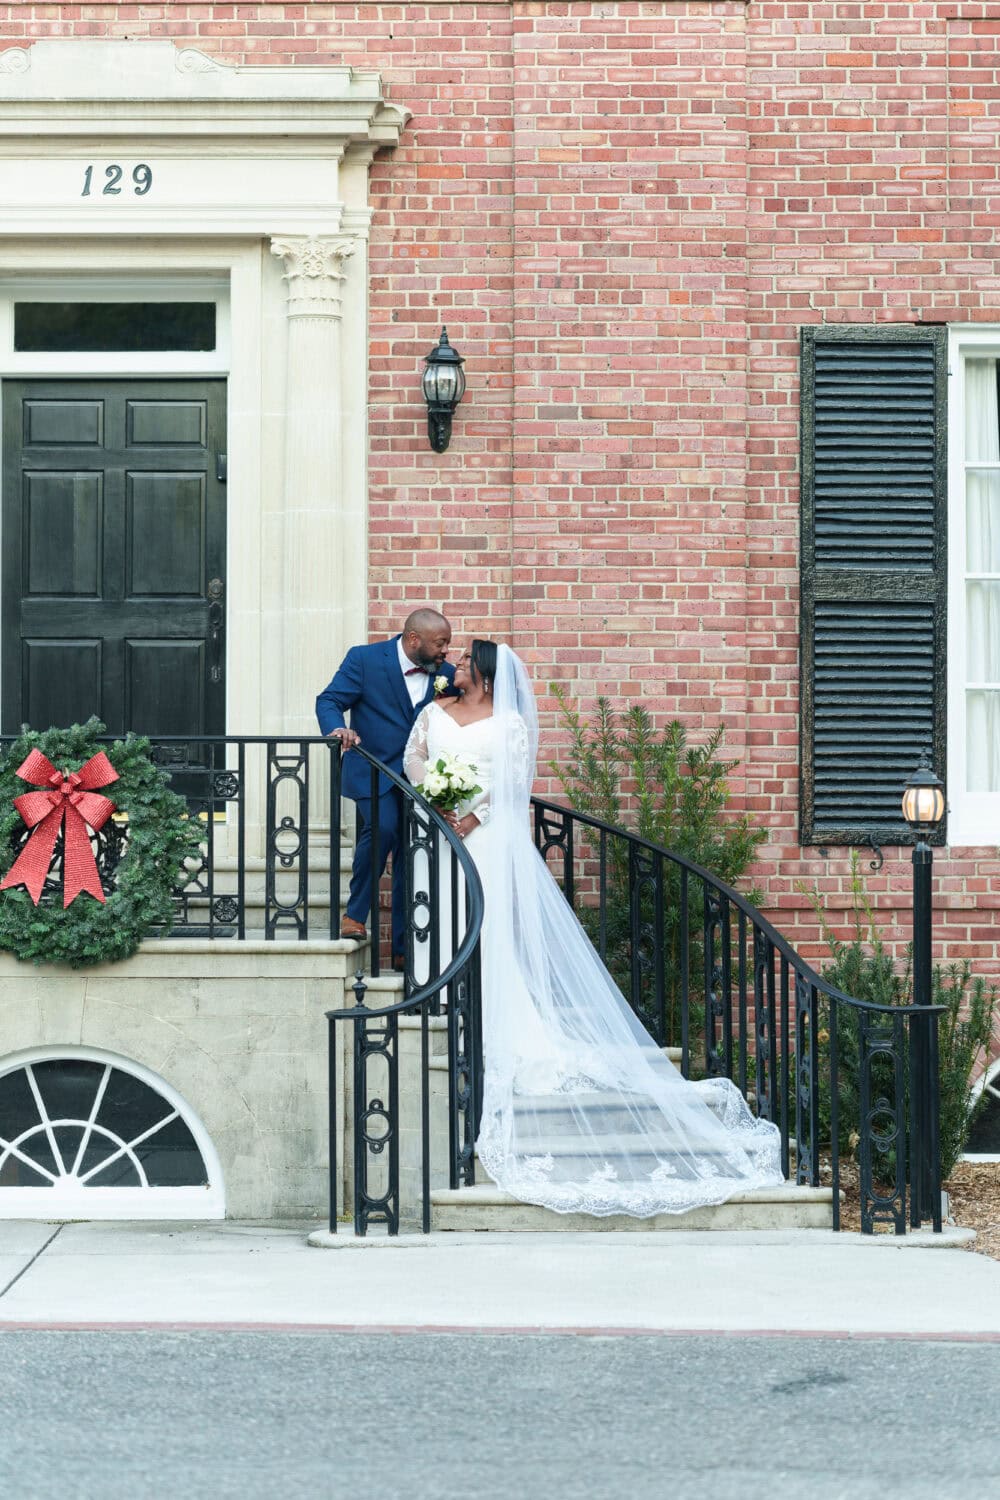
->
xmin=316 ymin=609 xmax=456 ymax=969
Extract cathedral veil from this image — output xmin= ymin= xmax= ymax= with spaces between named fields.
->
xmin=474 ymin=644 xmax=784 ymax=1216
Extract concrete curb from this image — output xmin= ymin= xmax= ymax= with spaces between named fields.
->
xmin=306 ymin=1225 xmax=977 ymax=1250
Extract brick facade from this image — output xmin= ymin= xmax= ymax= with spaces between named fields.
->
xmin=2 ymin=0 xmax=999 ymax=973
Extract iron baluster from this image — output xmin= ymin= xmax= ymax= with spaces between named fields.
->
xmin=265 ymin=740 xmax=309 ymax=940
xmin=737 ymin=909 xmax=748 ymax=1098
xmin=563 ymin=816 xmax=574 ymax=905
xmin=928 ymin=1009 xmax=943 ymax=1233
xmin=679 ymin=867 xmax=690 ymax=1078
xmin=448 ymin=964 xmax=476 ymax=1188
xmin=236 ymin=740 xmax=246 ymax=941
xmin=470 ymin=942 xmax=484 ymax=1137
xmin=859 ymin=1008 xmax=906 ymax=1236
xmin=420 ymin=1000 xmax=431 ymax=1234
xmin=327 ymin=1010 xmax=338 ymax=1233
xmin=653 ymin=853 xmax=666 ymax=1046
xmin=598 ymin=827 xmax=608 ymax=961
xmin=829 ymin=1001 xmax=840 ymax=1231
xmin=352 ymin=972 xmax=399 ymax=1236
xmin=206 ymin=742 xmax=217 ymax=938
xmin=779 ymin=956 xmax=791 ymax=1179
xmin=794 ymin=972 xmax=820 ymax=1188
xmin=720 ymin=895 xmax=733 ymax=1080
xmin=703 ymin=884 xmax=721 ymax=1077
xmin=368 ymin=760 xmax=381 ymax=977
xmin=329 ymin=740 xmax=342 ymax=940
xmin=754 ymin=926 xmax=771 ymax=1120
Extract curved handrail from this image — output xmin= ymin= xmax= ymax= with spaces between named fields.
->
xmin=531 ymin=794 xmax=943 ymax=1018
xmin=330 ymin=743 xmax=485 ymax=1020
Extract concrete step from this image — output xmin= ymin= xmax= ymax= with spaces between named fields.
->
xmin=431 ymin=1181 xmax=835 ymax=1232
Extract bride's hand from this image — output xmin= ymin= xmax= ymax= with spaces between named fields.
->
xmin=445 ymin=812 xmax=479 ymax=839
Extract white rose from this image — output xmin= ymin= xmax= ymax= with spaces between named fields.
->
xmin=422 ymin=771 xmax=446 ymax=797
xmin=434 ymin=675 xmax=448 ymax=695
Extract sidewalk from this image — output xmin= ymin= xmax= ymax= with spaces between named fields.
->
xmin=2 ymin=1220 xmax=1000 ymax=1336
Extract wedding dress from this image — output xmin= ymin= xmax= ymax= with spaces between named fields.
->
xmin=403 ymin=647 xmax=783 ymax=1217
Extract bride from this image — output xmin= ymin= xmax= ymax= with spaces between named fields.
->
xmin=403 ymin=639 xmax=783 ymax=1217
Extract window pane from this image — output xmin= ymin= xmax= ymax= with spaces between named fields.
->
xmin=967 ymin=581 xmax=1000 ymax=680
xmin=14 ymin=302 xmax=216 ymax=353
xmin=967 ymin=690 xmax=1000 ymax=790
xmin=31 ymin=1058 xmax=104 ymax=1121
xmin=966 ymin=470 xmax=1000 ymax=570
xmin=965 ymin=360 xmax=1000 ymax=462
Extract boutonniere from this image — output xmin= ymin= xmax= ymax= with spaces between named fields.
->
xmin=434 ymin=675 xmax=449 ymax=697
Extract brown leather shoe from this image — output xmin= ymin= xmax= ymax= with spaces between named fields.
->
xmin=391 ymin=953 xmax=406 ymax=973
xmin=340 ymin=916 xmax=367 ymax=941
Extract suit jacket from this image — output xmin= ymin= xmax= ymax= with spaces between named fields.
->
xmin=315 ymin=636 xmax=457 ymax=800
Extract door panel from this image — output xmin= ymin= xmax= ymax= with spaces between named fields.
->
xmin=126 ymin=398 xmax=207 ymax=448
xmin=25 ymin=472 xmax=103 ymax=595
xmin=126 ymin=473 xmax=205 ymax=597
xmin=2 ymin=379 xmax=226 ymax=737
xmin=23 ymin=639 xmax=103 ymax=731
xmin=125 ymin=640 xmax=206 ymax=736
xmin=24 ymin=398 xmax=104 ymax=446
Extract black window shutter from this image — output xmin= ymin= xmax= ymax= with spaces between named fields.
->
xmin=800 ymin=325 xmax=947 ymax=846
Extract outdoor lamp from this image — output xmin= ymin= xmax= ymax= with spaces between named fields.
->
xmin=902 ymin=754 xmax=946 ymax=1231
xmin=421 ymin=327 xmax=466 ymax=452
xmin=901 ymin=758 xmax=946 ymax=832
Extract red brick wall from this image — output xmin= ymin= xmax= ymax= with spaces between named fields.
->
xmin=744 ymin=3 xmax=1000 ymax=970
xmin=2 ymin=1 xmax=1000 ymax=982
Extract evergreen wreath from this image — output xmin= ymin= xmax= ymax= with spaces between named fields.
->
xmin=0 ymin=719 xmax=201 ymax=967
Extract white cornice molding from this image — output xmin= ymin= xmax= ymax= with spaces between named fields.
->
xmin=0 ymin=40 xmax=409 ymax=238
xmin=0 ymin=40 xmax=410 ymax=146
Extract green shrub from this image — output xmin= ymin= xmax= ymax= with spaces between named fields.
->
xmin=804 ymin=854 xmax=997 ymax=1180
xmin=549 ymin=690 xmax=766 ymax=1051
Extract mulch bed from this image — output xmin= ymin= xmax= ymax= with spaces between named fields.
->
xmin=819 ymin=1156 xmax=1000 ymax=1260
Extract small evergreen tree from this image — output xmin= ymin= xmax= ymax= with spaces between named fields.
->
xmin=549 ymin=690 xmax=766 ymax=1052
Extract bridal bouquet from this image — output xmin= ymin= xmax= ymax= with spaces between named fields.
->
xmin=416 ymin=753 xmax=483 ymax=814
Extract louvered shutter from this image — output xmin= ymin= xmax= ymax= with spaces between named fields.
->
xmin=800 ymin=326 xmax=947 ymax=845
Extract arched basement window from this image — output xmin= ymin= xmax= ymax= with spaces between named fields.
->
xmin=0 ymin=1048 xmax=224 ymax=1219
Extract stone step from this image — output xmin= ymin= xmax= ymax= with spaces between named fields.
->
xmin=430 ymin=1181 xmax=835 ymax=1232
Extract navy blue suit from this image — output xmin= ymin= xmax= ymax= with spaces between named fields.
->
xmin=316 ymin=637 xmax=456 ymax=952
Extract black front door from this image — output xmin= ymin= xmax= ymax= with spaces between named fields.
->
xmin=2 ymin=379 xmax=226 ymax=737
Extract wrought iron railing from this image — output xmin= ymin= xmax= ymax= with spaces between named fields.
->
xmin=324 ymin=745 xmax=485 ymax=1235
xmin=531 ymin=797 xmax=945 ymax=1235
xmin=0 ymin=729 xmax=941 ymax=1233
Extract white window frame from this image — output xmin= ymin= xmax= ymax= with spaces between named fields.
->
xmin=947 ymin=325 xmax=1000 ymax=845
xmin=0 ymin=1044 xmax=225 ymax=1220
xmin=0 ymin=273 xmax=230 ymax=376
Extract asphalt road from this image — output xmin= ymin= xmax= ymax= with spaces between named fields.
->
xmin=0 ymin=1330 xmax=992 ymax=1500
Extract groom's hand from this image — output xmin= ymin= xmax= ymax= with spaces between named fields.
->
xmin=327 ymin=728 xmax=361 ymax=749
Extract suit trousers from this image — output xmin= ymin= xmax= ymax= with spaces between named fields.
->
xmin=345 ymin=787 xmax=406 ymax=956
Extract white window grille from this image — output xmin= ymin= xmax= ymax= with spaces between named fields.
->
xmin=947 ymin=328 xmax=1000 ymax=844
xmin=0 ymin=1046 xmax=223 ymax=1219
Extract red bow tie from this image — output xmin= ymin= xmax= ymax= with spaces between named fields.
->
xmin=404 ymin=666 xmax=428 ymax=677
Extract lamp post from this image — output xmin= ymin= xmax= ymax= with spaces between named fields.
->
xmin=421 ymin=327 xmax=466 ymax=453
xmin=901 ymin=756 xmax=946 ymax=1228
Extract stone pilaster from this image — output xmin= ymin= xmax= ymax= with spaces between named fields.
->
xmin=270 ymin=234 xmax=357 ymax=741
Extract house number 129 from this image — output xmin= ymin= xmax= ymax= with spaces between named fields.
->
xmin=81 ymin=164 xmax=153 ymax=197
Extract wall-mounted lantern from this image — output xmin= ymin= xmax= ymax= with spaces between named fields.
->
xmin=421 ymin=327 xmax=466 ymax=452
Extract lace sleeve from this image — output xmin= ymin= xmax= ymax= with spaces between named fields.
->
xmin=403 ymin=706 xmax=432 ymax=785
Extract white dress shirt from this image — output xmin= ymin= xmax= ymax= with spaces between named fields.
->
xmin=397 ymin=637 xmax=431 ymax=709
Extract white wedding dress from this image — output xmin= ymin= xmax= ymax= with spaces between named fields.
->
xmin=404 ymin=649 xmax=783 ymax=1217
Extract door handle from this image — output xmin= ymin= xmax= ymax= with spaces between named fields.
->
xmin=207 ymin=577 xmax=224 ymax=683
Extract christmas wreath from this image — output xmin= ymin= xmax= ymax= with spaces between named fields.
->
xmin=0 ymin=719 xmax=201 ymax=967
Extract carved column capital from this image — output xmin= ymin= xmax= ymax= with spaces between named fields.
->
xmin=270 ymin=235 xmax=357 ymax=319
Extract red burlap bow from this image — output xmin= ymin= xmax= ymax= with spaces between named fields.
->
xmin=0 ymin=749 xmax=119 ymax=907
